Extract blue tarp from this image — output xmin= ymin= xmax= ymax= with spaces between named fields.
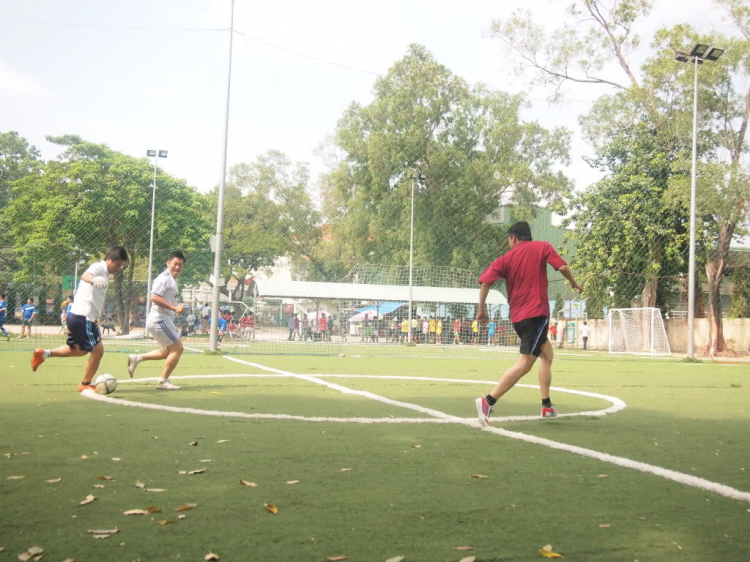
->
xmin=355 ymin=301 xmax=406 ymax=316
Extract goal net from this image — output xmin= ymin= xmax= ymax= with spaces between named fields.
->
xmin=608 ymin=308 xmax=671 ymax=355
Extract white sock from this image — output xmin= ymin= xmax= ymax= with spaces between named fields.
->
xmin=135 ymin=355 xmax=142 ymax=363
xmin=43 ymin=350 xmax=52 ymax=359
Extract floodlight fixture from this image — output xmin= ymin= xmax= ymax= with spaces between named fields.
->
xmin=146 ymin=149 xmax=157 ymax=157
xmin=689 ymin=43 xmax=710 ymax=58
xmin=705 ymin=47 xmax=724 ymax=61
xmin=674 ymin=50 xmax=690 ymax=63
xmin=158 ymin=150 xmax=168 ymax=158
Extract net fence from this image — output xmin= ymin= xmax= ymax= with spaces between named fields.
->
xmin=1 ymin=5 xmax=749 ymax=360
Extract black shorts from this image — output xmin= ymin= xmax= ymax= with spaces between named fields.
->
xmin=512 ymin=316 xmax=549 ymax=357
xmin=66 ymin=312 xmax=101 ymax=352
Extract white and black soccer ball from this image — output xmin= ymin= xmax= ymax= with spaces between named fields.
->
xmin=94 ymin=373 xmax=117 ymax=394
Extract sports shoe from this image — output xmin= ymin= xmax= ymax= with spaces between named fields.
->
xmin=475 ymin=396 xmax=493 ymax=427
xmin=157 ymin=380 xmax=181 ymax=390
xmin=31 ymin=349 xmax=45 ymax=372
xmin=541 ymin=406 xmax=558 ymax=418
xmin=127 ymin=355 xmax=139 ymax=378
xmin=78 ymin=382 xmax=97 ymax=393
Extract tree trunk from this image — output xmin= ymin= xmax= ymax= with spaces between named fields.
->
xmin=115 ymin=269 xmax=126 ymax=335
xmin=704 ymin=222 xmax=733 ymax=356
xmin=641 ymin=240 xmax=661 ymax=308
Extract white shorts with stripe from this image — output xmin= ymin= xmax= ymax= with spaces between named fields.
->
xmin=146 ymin=318 xmax=181 ymax=349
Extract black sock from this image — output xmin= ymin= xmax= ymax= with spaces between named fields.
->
xmin=82 ymin=381 xmax=92 ymax=386
xmin=485 ymin=394 xmax=496 ymax=406
xmin=542 ymin=398 xmax=552 ymax=408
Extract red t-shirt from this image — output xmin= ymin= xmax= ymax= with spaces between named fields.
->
xmin=478 ymin=241 xmax=566 ymax=324
xmin=319 ymin=316 xmax=327 ymax=331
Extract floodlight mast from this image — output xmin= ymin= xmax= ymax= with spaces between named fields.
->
xmin=145 ymin=148 xmax=168 ymax=337
xmin=674 ymin=43 xmax=723 ymax=359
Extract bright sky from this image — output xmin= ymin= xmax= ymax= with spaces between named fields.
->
xmin=0 ymin=0 xmax=740 ymax=210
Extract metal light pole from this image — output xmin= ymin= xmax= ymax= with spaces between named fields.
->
xmin=407 ymin=172 xmax=425 ymax=344
xmin=209 ymin=0 xmax=235 ymax=351
xmin=144 ymin=149 xmax=168 ymax=336
xmin=675 ymin=44 xmax=723 ymax=359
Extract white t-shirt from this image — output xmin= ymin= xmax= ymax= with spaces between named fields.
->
xmin=148 ymin=270 xmax=178 ymax=322
xmin=580 ymin=324 xmax=591 ymax=337
xmin=70 ymin=261 xmax=109 ymax=322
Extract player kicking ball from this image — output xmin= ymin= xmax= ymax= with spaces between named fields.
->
xmin=31 ymin=246 xmax=129 ymax=392
xmin=474 ymin=221 xmax=582 ymax=426
xmin=127 ymin=251 xmax=186 ymax=390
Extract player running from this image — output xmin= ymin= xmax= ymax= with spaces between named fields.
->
xmin=0 ymin=293 xmax=10 ymax=341
xmin=475 ymin=221 xmax=582 ymax=425
xmin=127 ymin=251 xmax=186 ymax=390
xmin=31 ymin=246 xmax=129 ymax=392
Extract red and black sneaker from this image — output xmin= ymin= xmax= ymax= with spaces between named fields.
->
xmin=78 ymin=383 xmax=97 ymax=393
xmin=475 ymin=396 xmax=493 ymax=427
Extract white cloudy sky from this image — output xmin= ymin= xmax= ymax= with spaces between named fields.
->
xmin=0 ymin=0 xmax=739 ymax=207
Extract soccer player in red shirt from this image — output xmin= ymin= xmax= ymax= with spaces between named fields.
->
xmin=475 ymin=221 xmax=582 ymax=425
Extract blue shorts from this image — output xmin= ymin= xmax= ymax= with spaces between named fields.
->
xmin=66 ymin=313 xmax=101 ymax=352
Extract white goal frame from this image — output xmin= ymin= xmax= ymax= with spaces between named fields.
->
xmin=608 ymin=307 xmax=671 ymax=356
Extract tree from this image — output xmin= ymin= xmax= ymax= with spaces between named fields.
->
xmin=214 ymin=151 xmax=321 ymax=301
xmin=492 ymin=0 xmax=750 ymax=355
xmin=4 ymin=135 xmax=213 ymax=333
xmin=320 ymin=44 xmax=572 ymax=279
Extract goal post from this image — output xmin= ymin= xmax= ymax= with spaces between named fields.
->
xmin=608 ymin=307 xmax=671 ymax=356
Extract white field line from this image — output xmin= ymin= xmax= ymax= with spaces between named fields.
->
xmin=224 ymin=357 xmax=750 ymax=504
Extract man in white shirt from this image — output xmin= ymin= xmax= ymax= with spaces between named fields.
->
xmin=580 ymin=321 xmax=591 ymax=350
xmin=127 ymin=251 xmax=186 ymax=390
xmin=31 ymin=246 xmax=129 ymax=392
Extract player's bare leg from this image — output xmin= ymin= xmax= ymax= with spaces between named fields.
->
xmin=82 ymin=342 xmax=104 ymax=384
xmin=537 ymin=341 xmax=554 ymax=401
xmin=489 ymin=353 xmax=537 ymax=401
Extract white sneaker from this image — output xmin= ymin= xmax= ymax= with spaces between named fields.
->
xmin=157 ymin=380 xmax=181 ymax=390
xmin=127 ymin=355 xmax=140 ymax=378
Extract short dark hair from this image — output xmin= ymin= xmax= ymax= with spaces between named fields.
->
xmin=105 ymin=246 xmax=129 ymax=262
xmin=507 ymin=221 xmax=533 ymax=241
xmin=28 ymin=297 xmax=34 ymax=303
xmin=0 ymin=293 xmax=4 ymax=299
xmin=168 ymin=250 xmax=186 ymax=262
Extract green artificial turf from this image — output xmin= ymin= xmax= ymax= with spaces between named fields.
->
xmin=1 ymin=350 xmax=749 ymax=561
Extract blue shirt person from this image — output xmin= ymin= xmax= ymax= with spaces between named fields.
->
xmin=20 ymin=298 xmax=37 ymax=338
xmin=0 ymin=294 xmax=9 ymax=338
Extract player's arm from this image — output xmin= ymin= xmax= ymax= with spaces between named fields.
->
xmin=150 ymin=294 xmax=184 ymax=314
xmin=558 ymin=265 xmax=583 ymax=293
xmin=477 ymin=282 xmax=492 ymax=325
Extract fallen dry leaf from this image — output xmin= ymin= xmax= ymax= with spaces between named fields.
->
xmin=146 ymin=488 xmax=166 ymax=493
xmin=189 ymin=441 xmax=198 ymax=446
xmin=264 ymin=503 xmax=279 ymax=514
xmin=96 ymin=475 xmax=114 ymax=480
xmin=61 ymin=559 xmax=74 ymax=562
xmin=20 ymin=452 xmax=30 ymax=456
xmin=87 ymin=529 xmax=118 ymax=535
xmin=135 ymin=481 xmax=146 ymax=489
xmin=540 ymin=544 xmax=563 ymax=558
xmin=45 ymin=478 xmax=62 ymax=484
xmin=112 ymin=458 xmax=121 ymax=462
xmin=93 ymin=485 xmax=105 ymax=489
xmin=199 ymin=459 xmax=213 ymax=463
xmin=386 ymin=557 xmax=405 ymax=562
xmin=470 ymin=474 xmax=489 ymax=479
xmin=216 ymin=440 xmax=229 ymax=444
xmin=26 ymin=547 xmax=44 ymax=556
xmin=205 ymin=553 xmax=220 ymax=561
xmin=147 ymin=505 xmax=162 ymax=513
xmin=286 ymin=480 xmax=300 ymax=485
xmin=187 ymin=469 xmax=206 ymax=475
xmin=411 ymin=445 xmax=421 ymax=448
xmin=340 ymin=468 xmax=351 ymax=472
xmin=79 ymin=494 xmax=96 ymax=506
xmin=175 ymin=503 xmax=198 ymax=511
xmin=458 ymin=557 xmax=476 ymax=562
xmin=81 ymin=455 xmax=89 ymax=460
xmin=326 ymin=557 xmax=348 ymax=561
xmin=455 ymin=546 xmax=473 ymax=551
xmin=177 ymin=514 xmax=187 ymax=520
xmin=91 ymin=535 xmax=110 ymax=540
xmin=598 ymin=524 xmax=610 ymax=528
xmin=7 ymin=476 xmax=24 ymax=480
xmin=178 ymin=471 xmax=187 ymax=475
xmin=598 ymin=474 xmax=608 ymax=478
xmin=123 ymin=509 xmax=149 ymax=515
xmin=156 ymin=520 xmax=174 ymax=525
xmin=18 ymin=553 xmax=32 ymax=562
xmin=239 ymin=480 xmax=258 ymax=487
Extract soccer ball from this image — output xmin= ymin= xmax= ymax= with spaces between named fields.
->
xmin=95 ymin=373 xmax=117 ymax=394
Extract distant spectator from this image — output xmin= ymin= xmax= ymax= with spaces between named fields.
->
xmin=401 ymin=317 xmax=409 ymax=343
xmin=436 ymin=318 xmax=443 ymax=345
xmin=319 ymin=313 xmax=328 ymax=341
xmin=580 ymin=321 xmax=590 ymax=350
xmin=453 ymin=318 xmax=462 ymax=345
xmin=428 ymin=317 xmax=436 ymax=344
xmin=288 ymin=313 xmax=297 ymax=341
xmin=19 ymin=298 xmax=37 ymax=338
xmin=488 ymin=320 xmax=496 ymax=346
